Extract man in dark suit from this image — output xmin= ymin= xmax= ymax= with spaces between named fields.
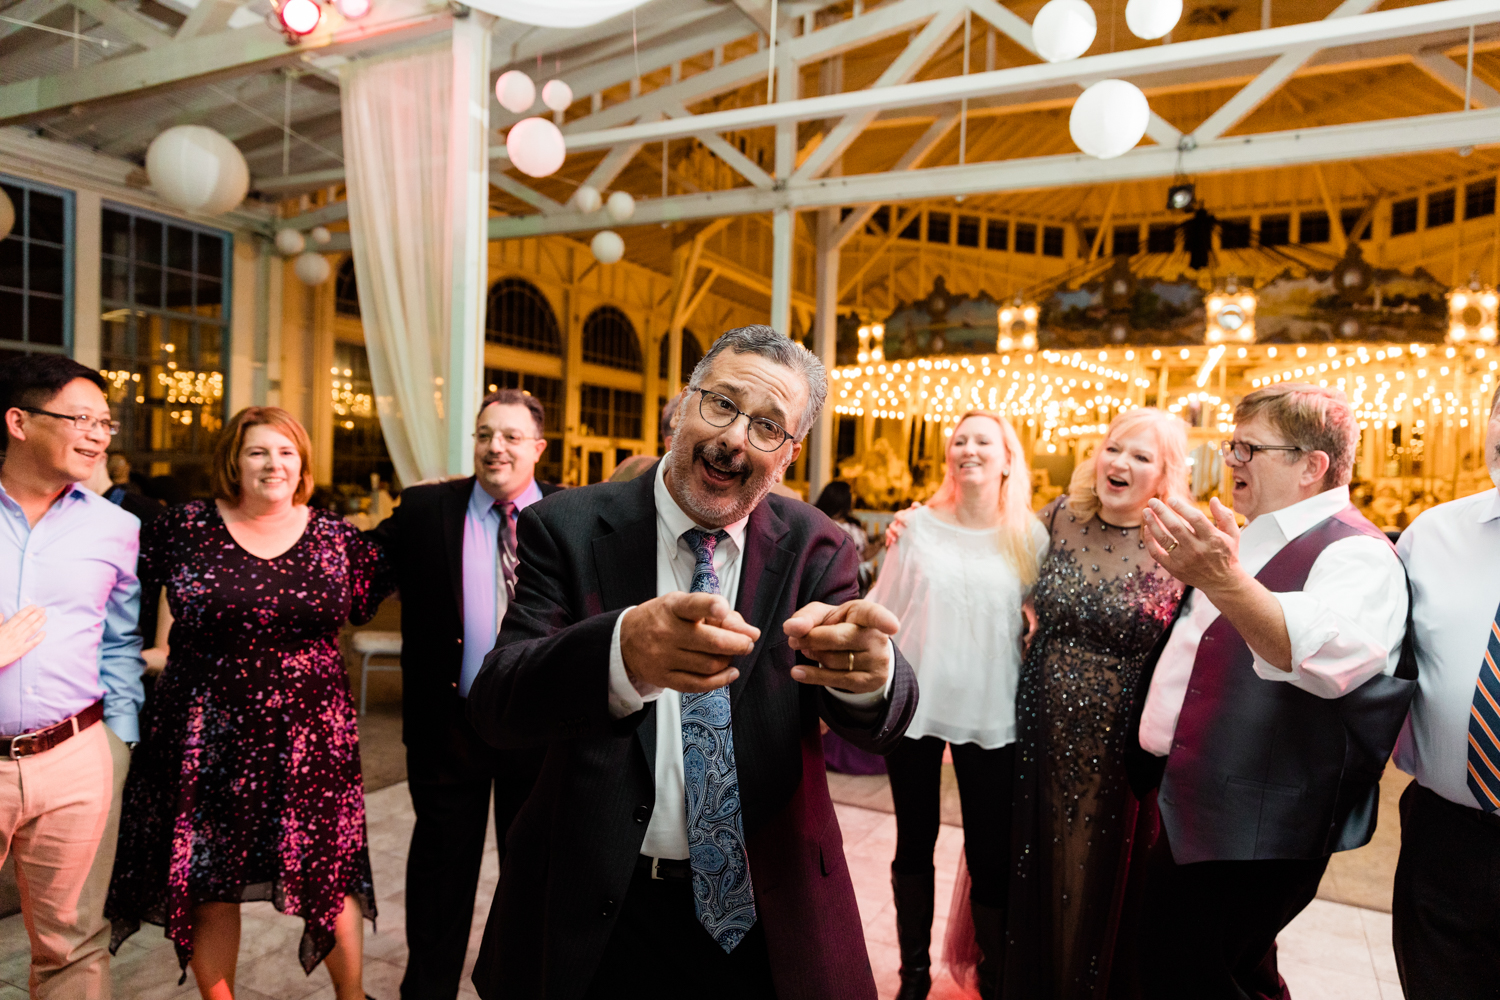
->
xmin=466 ymin=325 xmax=918 ymax=1000
xmin=367 ymin=389 xmax=561 ymax=1000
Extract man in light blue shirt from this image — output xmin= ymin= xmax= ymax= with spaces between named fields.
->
xmin=0 ymin=353 xmax=143 ymax=998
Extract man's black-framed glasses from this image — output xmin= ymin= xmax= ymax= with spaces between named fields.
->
xmin=20 ymin=407 xmax=120 ymax=436
xmin=1221 ymin=440 xmax=1301 ymax=463
xmin=693 ymin=388 xmax=793 ymax=452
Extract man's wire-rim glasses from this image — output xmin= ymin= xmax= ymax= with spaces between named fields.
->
xmin=692 ymin=388 xmax=793 ymax=452
xmin=20 ymin=407 xmax=120 ymax=436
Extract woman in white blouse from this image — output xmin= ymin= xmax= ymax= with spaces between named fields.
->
xmin=867 ymin=409 xmax=1047 ymax=1000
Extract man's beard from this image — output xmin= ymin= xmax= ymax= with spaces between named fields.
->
xmin=668 ymin=438 xmax=780 ymax=527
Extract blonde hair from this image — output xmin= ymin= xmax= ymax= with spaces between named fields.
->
xmin=928 ymin=410 xmax=1044 ymax=587
xmin=1066 ymin=407 xmax=1191 ymax=520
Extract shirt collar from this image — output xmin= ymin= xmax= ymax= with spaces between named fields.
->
xmin=469 ymin=477 xmax=543 ymax=520
xmin=0 ymin=479 xmax=87 ymax=516
xmin=1256 ymin=485 xmax=1351 ymax=541
xmin=1477 ymin=487 xmax=1500 ymax=524
xmin=653 ymin=459 xmax=749 ymax=553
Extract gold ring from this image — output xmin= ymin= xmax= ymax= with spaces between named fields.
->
xmin=1167 ymin=541 xmax=1180 ymax=552
xmin=847 ymin=651 xmax=856 ymax=672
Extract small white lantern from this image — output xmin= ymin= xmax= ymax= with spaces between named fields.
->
xmin=605 ymin=190 xmax=635 ymax=223
xmin=0 ymin=187 xmax=13 ymax=242
xmin=505 ymin=117 xmax=566 ymax=178
xmin=495 ymin=70 xmax=536 ymax=115
xmin=1032 ymin=0 xmax=1097 ymax=62
xmin=274 ymin=228 xmax=306 ymax=256
xmin=574 ymin=185 xmax=603 ymax=213
xmin=145 ymin=125 xmax=250 ymax=216
xmin=591 ymin=230 xmax=625 ymax=264
xmin=1069 ymin=79 xmax=1151 ymax=159
xmin=1125 ymin=0 xmax=1181 ymax=39
xmin=309 ymin=225 xmax=332 ymax=246
xmin=541 ymin=79 xmax=573 ymax=113
xmin=294 ymin=251 xmax=331 ymax=286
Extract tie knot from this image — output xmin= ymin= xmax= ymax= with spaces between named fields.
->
xmin=493 ymin=499 xmax=515 ymax=518
xmin=683 ymin=528 xmax=726 ymax=561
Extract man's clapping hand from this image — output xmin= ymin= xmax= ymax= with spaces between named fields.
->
xmin=784 ymin=599 xmax=899 ymax=696
xmin=619 ymin=592 xmax=760 ymax=694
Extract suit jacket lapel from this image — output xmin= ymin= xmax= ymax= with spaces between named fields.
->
xmin=591 ymin=471 xmax=661 ymax=769
xmin=730 ymin=499 xmax=794 ymax=701
xmin=441 ymin=477 xmax=473 ymax=618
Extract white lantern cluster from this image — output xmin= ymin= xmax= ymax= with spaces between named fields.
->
xmin=577 ymin=188 xmax=635 ymax=264
xmin=273 ymin=225 xmax=333 ymax=286
xmin=1069 ymin=79 xmax=1150 ymax=159
xmin=997 ymin=300 xmax=1039 ymax=351
xmin=497 ymin=70 xmax=573 ymax=179
xmin=1032 ymin=0 xmax=1096 ymax=62
xmin=145 ymin=125 xmax=250 ymax=216
xmin=1448 ymin=278 xmax=1500 ymax=345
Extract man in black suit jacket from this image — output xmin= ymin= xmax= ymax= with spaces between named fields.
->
xmin=367 ymin=389 xmax=561 ymax=1000
xmin=466 ymin=326 xmax=918 ymax=1000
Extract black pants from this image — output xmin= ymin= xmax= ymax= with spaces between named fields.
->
xmin=401 ymin=739 xmax=546 ymax=1000
xmin=1135 ymin=820 xmax=1328 ymax=1000
xmin=1393 ymin=780 xmax=1500 ymax=999
xmin=582 ymin=864 xmax=777 ymax=1000
xmin=885 ymin=735 xmax=1015 ymax=907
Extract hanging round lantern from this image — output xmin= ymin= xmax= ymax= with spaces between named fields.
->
xmin=495 ymin=70 xmax=536 ymax=115
xmin=1447 ymin=275 xmax=1499 ymax=345
xmin=294 ymin=251 xmax=331 ymax=285
xmin=1206 ymin=280 xmax=1258 ymax=344
xmin=274 ymin=227 xmax=306 ymax=256
xmin=145 ymin=125 xmax=250 ymax=216
xmin=997 ymin=299 xmax=1039 ymax=351
xmin=334 ymin=0 xmax=370 ymax=18
xmin=1032 ymin=0 xmax=1097 ymax=62
xmin=505 ymin=117 xmax=566 ymax=178
xmin=1069 ymin=79 xmax=1150 ymax=159
xmin=541 ymin=79 xmax=573 ymax=113
xmin=605 ymin=190 xmax=635 ymax=223
xmin=0 ymin=187 xmax=13 ymax=242
xmin=591 ymin=230 xmax=625 ymax=264
xmin=309 ymin=225 xmax=332 ymax=245
xmin=574 ymin=185 xmax=603 ymax=213
xmin=277 ymin=0 xmax=322 ymax=36
xmin=1125 ymin=0 xmax=1181 ymax=39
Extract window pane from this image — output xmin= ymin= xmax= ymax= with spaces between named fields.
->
xmin=166 ymin=269 xmax=193 ymax=310
xmin=1112 ymin=226 xmax=1139 ymax=256
xmin=102 ymin=210 xmax=132 ymax=257
xmin=898 ymin=214 xmax=921 ymax=241
xmin=956 ymin=215 xmax=980 ymax=248
xmin=101 ymin=257 xmax=129 ymax=302
xmin=134 ymin=221 xmax=163 ymax=266
xmin=1426 ymin=189 xmax=1456 ymax=228
xmin=1465 ymin=178 xmax=1496 ymax=220
xmin=194 ymin=277 xmax=223 ymax=318
xmin=135 ymin=265 xmax=163 ymax=307
xmin=1014 ymin=223 xmax=1037 ymax=254
xmin=28 ymin=192 xmax=64 ymax=244
xmin=0 ymin=238 xmax=21 ymax=291
xmin=167 ymin=227 xmax=194 ymax=271
xmin=27 ymin=296 xmax=63 ymax=345
xmin=1220 ymin=218 xmax=1251 ymax=249
xmin=102 ymin=317 xmax=129 ymax=357
xmin=1299 ymin=212 xmax=1330 ymax=244
xmin=926 ymin=211 xmax=950 ymax=244
xmin=1147 ymin=224 xmax=1177 ymax=253
xmin=197 ymin=234 xmax=222 ymax=278
xmin=985 ymin=219 xmax=1007 ymax=251
xmin=1042 ymin=226 xmax=1064 ymax=257
xmin=0 ymin=290 xmax=21 ymax=338
xmin=29 ymin=243 xmax=64 ymax=295
xmin=198 ymin=325 xmax=221 ymax=370
xmin=1259 ymin=215 xmax=1290 ymax=246
xmin=1390 ymin=198 xmax=1418 ymax=236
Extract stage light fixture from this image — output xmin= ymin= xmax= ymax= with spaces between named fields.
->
xmin=1167 ymin=183 xmax=1195 ymax=211
xmin=277 ymin=0 xmax=322 ymax=36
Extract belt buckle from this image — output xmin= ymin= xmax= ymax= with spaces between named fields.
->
xmin=8 ymin=733 xmax=36 ymax=760
xmin=651 ymin=857 xmax=662 ymax=881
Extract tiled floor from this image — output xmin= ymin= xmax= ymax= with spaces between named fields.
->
xmin=0 ymin=782 xmax=1401 ymax=1000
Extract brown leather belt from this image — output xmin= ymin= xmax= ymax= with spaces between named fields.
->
xmin=0 ymin=701 xmax=103 ymax=760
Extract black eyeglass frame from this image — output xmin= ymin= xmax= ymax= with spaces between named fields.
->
xmin=18 ymin=407 xmax=121 ymax=436
xmin=1221 ymin=440 xmax=1302 ymax=464
xmin=690 ymin=388 xmax=794 ymax=453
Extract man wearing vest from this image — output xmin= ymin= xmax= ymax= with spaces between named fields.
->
xmin=1125 ymin=382 xmax=1415 ymax=999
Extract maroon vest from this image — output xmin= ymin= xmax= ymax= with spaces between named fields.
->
xmin=1158 ymin=505 xmax=1417 ymax=864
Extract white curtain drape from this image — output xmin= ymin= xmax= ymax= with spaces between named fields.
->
xmin=340 ymin=41 xmax=461 ymax=487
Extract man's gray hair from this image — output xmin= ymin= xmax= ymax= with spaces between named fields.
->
xmin=687 ymin=324 xmax=827 ymax=441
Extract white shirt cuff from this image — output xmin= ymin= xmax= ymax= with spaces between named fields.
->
xmin=608 ymin=607 xmax=664 ymax=719
xmin=1248 ymin=591 xmax=1346 ymax=697
xmin=825 ymin=638 xmax=896 ymax=709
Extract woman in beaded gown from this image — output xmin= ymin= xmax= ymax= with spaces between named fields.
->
xmin=107 ymin=407 xmax=392 ymax=1000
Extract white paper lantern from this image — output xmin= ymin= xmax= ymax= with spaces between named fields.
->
xmin=505 ymin=117 xmax=566 ymax=178
xmin=1032 ymin=0 xmax=1097 ymax=62
xmin=591 ymin=230 xmax=624 ymax=264
xmin=0 ymin=187 xmax=12 ymax=242
xmin=1069 ymin=79 xmax=1150 ymax=159
xmin=294 ymin=251 xmax=331 ymax=286
xmin=309 ymin=225 xmax=332 ymax=245
xmin=274 ymin=227 xmax=306 ymax=256
xmin=541 ymin=79 xmax=573 ymax=113
xmin=145 ymin=125 xmax=250 ymax=216
xmin=605 ymin=190 xmax=635 ymax=223
xmin=1125 ymin=0 xmax=1181 ymax=39
xmin=574 ymin=185 xmax=603 ymax=214
xmin=495 ymin=71 xmax=536 ymax=115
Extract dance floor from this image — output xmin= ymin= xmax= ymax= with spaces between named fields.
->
xmin=0 ymin=779 xmax=1402 ymax=999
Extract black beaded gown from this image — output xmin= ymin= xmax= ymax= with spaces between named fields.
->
xmin=1000 ymin=498 xmax=1183 ymax=1000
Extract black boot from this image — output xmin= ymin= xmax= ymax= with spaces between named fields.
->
xmin=891 ymin=868 xmax=935 ymax=1000
xmin=969 ymin=900 xmax=1005 ymax=1000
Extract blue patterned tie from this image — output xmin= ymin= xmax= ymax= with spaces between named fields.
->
xmin=679 ymin=527 xmax=757 ymax=952
xmin=1466 ymin=607 xmax=1500 ymax=812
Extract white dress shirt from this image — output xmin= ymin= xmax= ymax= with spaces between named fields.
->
xmin=1393 ymin=488 xmax=1500 ymax=809
xmin=606 ymin=462 xmax=887 ymax=859
xmin=1139 ymin=486 xmax=1408 ymax=756
xmin=460 ymin=478 xmax=543 ymax=696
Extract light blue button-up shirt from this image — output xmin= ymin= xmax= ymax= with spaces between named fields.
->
xmin=459 ymin=477 xmax=543 ymax=697
xmin=0 ymin=480 xmax=144 ymax=741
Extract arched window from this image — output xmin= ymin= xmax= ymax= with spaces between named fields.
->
xmin=656 ymin=329 xmax=704 ymax=381
xmin=335 ymin=257 xmax=360 ymax=317
xmin=486 ymin=278 xmax=562 ymax=355
xmin=581 ymin=305 xmax=643 ymax=372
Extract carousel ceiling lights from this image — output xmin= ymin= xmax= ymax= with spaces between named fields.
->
xmin=1206 ymin=279 xmax=1257 ymax=344
xmin=1069 ymin=80 xmax=1150 ymax=160
xmin=1167 ymin=183 xmax=1195 ymax=211
xmin=997 ymin=300 xmax=1039 ymax=352
xmin=1447 ymin=276 xmax=1499 ymax=345
xmin=857 ymin=323 xmax=885 ymax=364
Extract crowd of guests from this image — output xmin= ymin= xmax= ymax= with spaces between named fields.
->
xmin=0 ymin=327 xmax=1493 ymax=1000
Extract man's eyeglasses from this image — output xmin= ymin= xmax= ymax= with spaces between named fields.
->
xmin=474 ymin=430 xmax=540 ymax=447
xmin=1221 ymin=440 xmax=1302 ymax=463
xmin=692 ymin=388 xmax=793 ymax=453
xmin=20 ymin=407 xmax=120 ymax=436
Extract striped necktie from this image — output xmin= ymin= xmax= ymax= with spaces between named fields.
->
xmin=493 ymin=500 xmax=518 ymax=615
xmin=679 ymin=527 xmax=757 ymax=952
xmin=1467 ymin=610 xmax=1500 ymax=813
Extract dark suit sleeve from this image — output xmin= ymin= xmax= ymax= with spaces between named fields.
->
xmin=805 ymin=532 xmax=919 ymax=756
xmin=465 ymin=504 xmax=628 ymax=750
